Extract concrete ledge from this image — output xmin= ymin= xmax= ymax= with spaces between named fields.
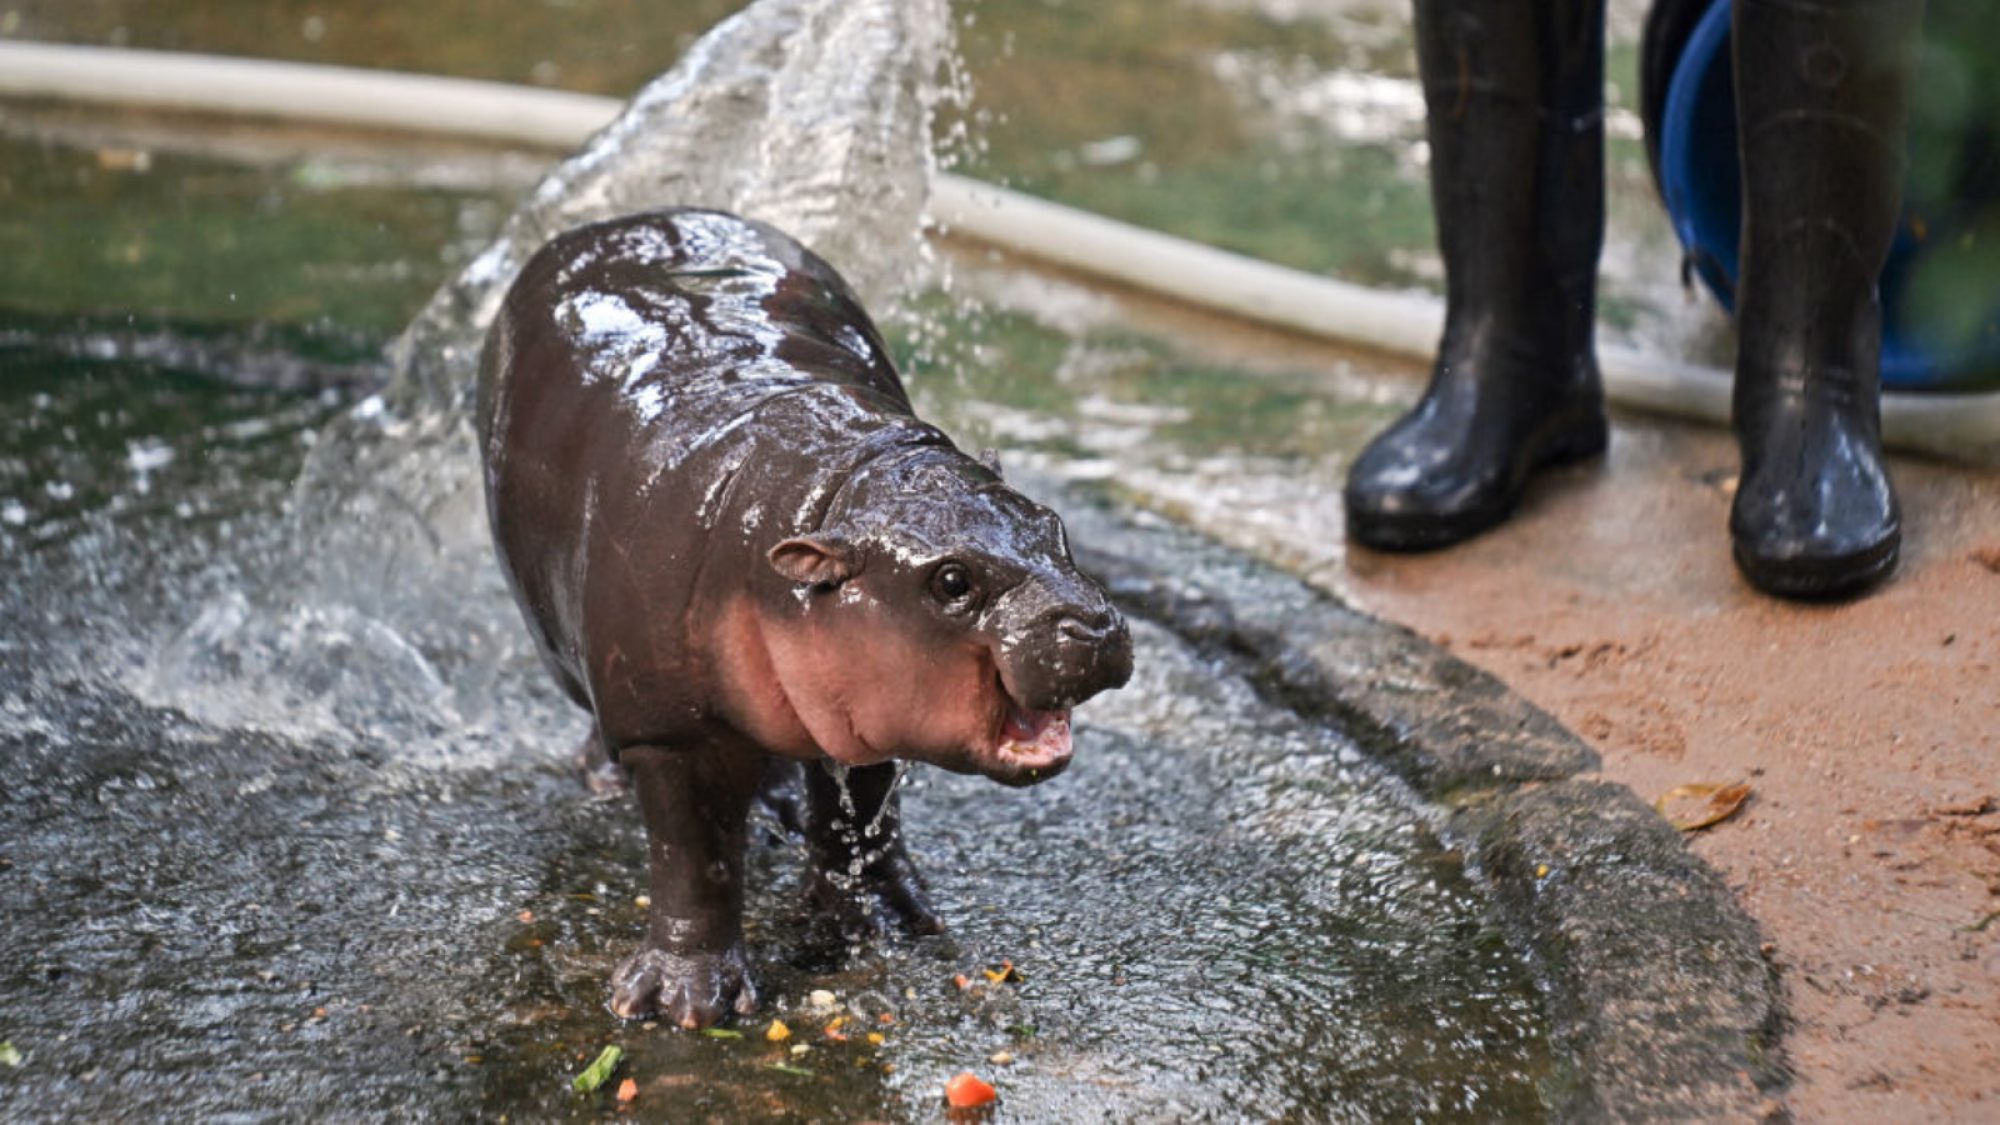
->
xmin=1466 ymin=780 xmax=1786 ymax=1121
xmin=1055 ymin=486 xmax=1787 ymax=1121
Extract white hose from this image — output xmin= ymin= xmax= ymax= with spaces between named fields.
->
xmin=2 ymin=40 xmax=1995 ymax=458
xmin=0 ymin=41 xmax=616 ymax=147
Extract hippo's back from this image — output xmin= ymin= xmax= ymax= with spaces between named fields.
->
xmin=478 ymin=208 xmax=910 ymax=454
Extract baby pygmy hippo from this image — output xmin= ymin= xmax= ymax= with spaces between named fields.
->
xmin=477 ymin=208 xmax=1133 ymax=1028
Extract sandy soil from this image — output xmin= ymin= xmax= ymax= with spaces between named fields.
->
xmin=1336 ymin=411 xmax=2000 ymax=1122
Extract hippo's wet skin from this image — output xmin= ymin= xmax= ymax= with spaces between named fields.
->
xmin=477 ymin=208 xmax=1133 ymax=1028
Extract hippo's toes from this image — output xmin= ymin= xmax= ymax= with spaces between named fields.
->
xmin=608 ymin=945 xmax=758 ymax=1028
xmin=808 ymin=850 xmax=946 ymax=944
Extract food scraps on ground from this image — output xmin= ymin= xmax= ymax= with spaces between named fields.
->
xmin=945 ymin=1071 xmax=999 ymax=1108
xmin=982 ymin=960 xmax=1023 ymax=984
xmin=571 ymin=1045 xmax=624 ymax=1094
xmin=615 ymin=1078 xmax=638 ymax=1103
xmin=767 ymin=1062 xmax=816 ymax=1077
xmin=700 ymin=1028 xmax=743 ymax=1039
xmin=766 ymin=1019 xmax=791 ymax=1042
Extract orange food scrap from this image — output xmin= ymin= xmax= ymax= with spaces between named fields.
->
xmin=945 ymin=1072 xmax=998 ymax=1108
xmin=823 ymin=1017 xmax=848 ymax=1042
xmin=518 ymin=910 xmax=534 ymax=923
xmin=953 ymin=974 xmax=972 ymax=991
xmin=615 ymin=1078 xmax=638 ymax=1103
xmin=765 ymin=1019 xmax=791 ymax=1042
xmin=877 ymin=1012 xmax=895 ymax=1025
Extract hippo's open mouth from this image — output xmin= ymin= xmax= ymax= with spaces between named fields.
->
xmin=987 ymin=690 xmax=1073 ymax=785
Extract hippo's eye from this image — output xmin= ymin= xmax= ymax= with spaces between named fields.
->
xmin=930 ymin=562 xmax=976 ymax=606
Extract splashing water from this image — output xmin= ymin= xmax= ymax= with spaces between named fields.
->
xmin=390 ymin=0 xmax=956 ymax=415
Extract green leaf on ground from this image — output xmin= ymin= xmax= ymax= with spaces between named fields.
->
xmin=570 ymin=1045 xmax=623 ymax=1093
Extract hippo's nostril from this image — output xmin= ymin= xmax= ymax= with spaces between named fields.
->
xmin=1055 ymin=605 xmax=1123 ymax=641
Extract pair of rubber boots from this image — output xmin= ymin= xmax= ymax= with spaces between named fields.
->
xmin=1344 ymin=0 xmax=1919 ymax=600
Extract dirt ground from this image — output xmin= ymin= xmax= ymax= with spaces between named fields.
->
xmin=1335 ymin=407 xmax=2000 ymax=1122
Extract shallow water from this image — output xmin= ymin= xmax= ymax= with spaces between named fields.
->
xmin=0 ymin=345 xmax=1552 ymax=1121
xmin=6 ymin=0 xmax=1561 ymax=1118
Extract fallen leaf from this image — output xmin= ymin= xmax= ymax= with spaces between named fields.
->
xmin=1656 ymin=781 xmax=1753 ymax=831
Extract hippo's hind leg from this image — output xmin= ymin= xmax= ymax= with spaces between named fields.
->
xmin=610 ymin=743 xmax=764 ymax=1028
xmin=803 ymin=761 xmax=945 ymax=943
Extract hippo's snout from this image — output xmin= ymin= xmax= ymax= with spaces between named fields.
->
xmin=1009 ymin=601 xmax=1134 ymax=712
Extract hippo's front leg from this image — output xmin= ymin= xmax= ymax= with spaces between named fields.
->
xmin=611 ymin=743 xmax=763 ymax=1028
xmin=804 ymin=761 xmax=945 ymax=942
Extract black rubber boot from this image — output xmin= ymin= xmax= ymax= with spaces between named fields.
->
xmin=1729 ymin=0 xmax=1922 ymax=599
xmin=1344 ymin=0 xmax=1609 ymax=550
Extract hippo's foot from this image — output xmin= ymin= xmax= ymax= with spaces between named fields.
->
xmin=573 ymin=729 xmax=629 ymax=799
xmin=609 ymin=944 xmax=758 ymax=1028
xmin=805 ymin=848 xmax=946 ymax=945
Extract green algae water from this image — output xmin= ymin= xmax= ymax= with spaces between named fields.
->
xmin=3 ymin=0 xmax=1562 ymax=1119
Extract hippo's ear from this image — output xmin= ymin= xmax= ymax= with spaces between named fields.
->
xmin=768 ymin=536 xmax=857 ymax=588
xmin=978 ymin=448 xmax=1005 ymax=479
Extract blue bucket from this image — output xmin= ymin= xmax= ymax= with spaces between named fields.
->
xmin=1655 ymin=0 xmax=2000 ymax=390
